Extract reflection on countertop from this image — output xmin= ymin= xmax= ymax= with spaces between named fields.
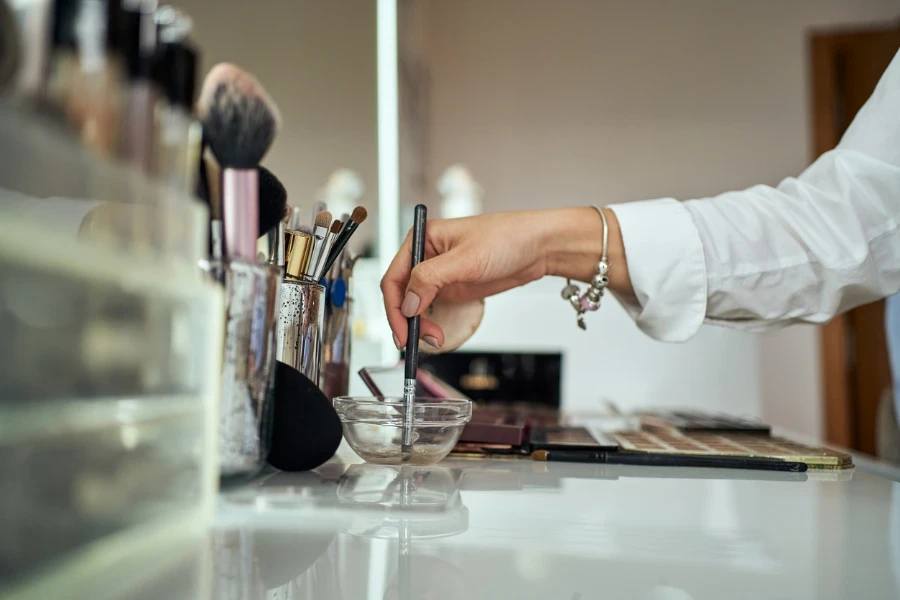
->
xmin=214 ymin=460 xmax=471 ymax=600
xmin=27 ymin=447 xmax=893 ymax=598
xmin=204 ymin=446 xmax=900 ymax=600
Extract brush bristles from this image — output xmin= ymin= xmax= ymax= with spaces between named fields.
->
xmin=315 ymin=210 xmax=333 ymax=229
xmin=330 ymin=220 xmax=342 ymax=234
xmin=197 ymin=63 xmax=282 ymax=169
xmin=350 ymin=206 xmax=368 ymax=225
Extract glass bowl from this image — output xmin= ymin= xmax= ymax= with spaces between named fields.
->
xmin=333 ymin=397 xmax=472 ymax=465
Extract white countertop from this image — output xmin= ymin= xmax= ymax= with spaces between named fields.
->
xmin=212 ymin=446 xmax=900 ymax=600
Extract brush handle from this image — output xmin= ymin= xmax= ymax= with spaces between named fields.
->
xmin=268 ymin=220 xmax=285 ymax=267
xmin=306 ymin=225 xmax=329 ymax=277
xmin=313 ymin=230 xmax=338 ymax=280
xmin=222 ymin=168 xmax=259 ymax=261
xmin=404 ymin=205 xmax=427 ymax=380
xmin=336 ymin=216 xmax=352 ymax=241
xmin=401 ymin=205 xmax=427 ymax=451
xmin=319 ymin=220 xmax=358 ymax=278
xmin=211 ymin=220 xmax=224 ymax=260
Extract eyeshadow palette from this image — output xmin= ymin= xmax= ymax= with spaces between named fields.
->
xmin=530 ymin=425 xmax=619 ymax=451
xmin=612 ymin=430 xmax=853 ymax=469
xmin=637 ymin=409 xmax=771 ymax=434
xmin=458 ymin=416 xmax=530 ymax=446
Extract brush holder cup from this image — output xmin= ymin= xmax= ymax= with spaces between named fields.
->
xmin=203 ymin=259 xmax=281 ymax=479
xmin=320 ymin=273 xmax=353 ymax=401
xmin=276 ymin=278 xmax=326 ymax=386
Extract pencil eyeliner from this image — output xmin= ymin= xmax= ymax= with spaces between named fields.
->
xmin=532 ymin=450 xmax=808 ymax=472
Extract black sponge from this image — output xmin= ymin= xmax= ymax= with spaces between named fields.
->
xmin=268 ymin=362 xmax=343 ymax=472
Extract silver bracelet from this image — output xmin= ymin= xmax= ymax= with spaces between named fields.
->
xmin=560 ymin=205 xmax=609 ymax=330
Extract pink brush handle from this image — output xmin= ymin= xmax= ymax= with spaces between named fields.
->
xmin=223 ymin=168 xmax=258 ymax=261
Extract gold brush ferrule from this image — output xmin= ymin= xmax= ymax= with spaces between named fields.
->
xmin=283 ymin=229 xmax=314 ymax=280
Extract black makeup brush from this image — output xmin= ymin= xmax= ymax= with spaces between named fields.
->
xmin=197 ymin=62 xmax=281 ymax=261
xmin=258 ymin=165 xmax=287 ymax=237
xmin=402 ymin=204 xmax=427 ymax=461
xmin=268 ymin=362 xmax=343 ymax=472
xmin=319 ymin=206 xmax=368 ymax=279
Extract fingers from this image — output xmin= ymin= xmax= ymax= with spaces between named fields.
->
xmin=381 ymin=232 xmax=446 ymax=349
xmin=436 ymin=275 xmax=530 ymax=305
xmin=401 ymin=250 xmax=474 ymax=318
xmin=390 ymin=315 xmax=446 ymax=350
xmin=381 ymin=233 xmax=412 ymax=345
xmin=418 ymin=317 xmax=445 ymax=349
xmin=382 ymin=225 xmax=471 ymax=352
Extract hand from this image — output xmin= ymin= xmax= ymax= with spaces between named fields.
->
xmin=381 ymin=207 xmax=630 ymax=348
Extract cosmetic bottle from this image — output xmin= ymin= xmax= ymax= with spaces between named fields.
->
xmin=70 ymin=0 xmax=123 ymax=157
xmin=117 ymin=0 xmax=159 ymax=173
xmin=153 ymin=9 xmax=201 ymax=196
xmin=43 ymin=0 xmax=79 ymax=112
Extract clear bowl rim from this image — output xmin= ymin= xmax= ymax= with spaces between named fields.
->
xmin=333 ymin=396 xmax=472 ymax=409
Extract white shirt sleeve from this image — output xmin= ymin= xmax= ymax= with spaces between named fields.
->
xmin=607 ymin=50 xmax=900 ymax=342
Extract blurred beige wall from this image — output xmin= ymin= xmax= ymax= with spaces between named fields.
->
xmin=177 ymin=0 xmax=378 ymax=252
xmin=414 ymin=0 xmax=900 ymax=436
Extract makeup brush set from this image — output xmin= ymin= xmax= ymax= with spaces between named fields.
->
xmin=1 ymin=0 xmax=365 ymax=479
xmin=194 ymin=62 xmax=366 ymax=478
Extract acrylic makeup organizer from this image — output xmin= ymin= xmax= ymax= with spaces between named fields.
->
xmin=0 ymin=104 xmax=219 ymax=599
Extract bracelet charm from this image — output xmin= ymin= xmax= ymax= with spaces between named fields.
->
xmin=560 ymin=206 xmax=609 ymax=330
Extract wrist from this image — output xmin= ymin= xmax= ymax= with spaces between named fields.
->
xmin=543 ymin=206 xmax=632 ymax=296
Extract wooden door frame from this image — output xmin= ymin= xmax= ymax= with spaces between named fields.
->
xmin=811 ymin=31 xmax=854 ymax=448
xmin=810 ymin=24 xmax=900 ymax=452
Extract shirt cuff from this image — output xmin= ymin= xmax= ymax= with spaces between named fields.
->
xmin=607 ymin=198 xmax=707 ymax=342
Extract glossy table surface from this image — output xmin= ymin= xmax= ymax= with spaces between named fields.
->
xmin=212 ymin=444 xmax=900 ymax=600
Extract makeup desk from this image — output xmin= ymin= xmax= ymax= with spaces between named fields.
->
xmin=211 ymin=444 xmax=900 ymax=600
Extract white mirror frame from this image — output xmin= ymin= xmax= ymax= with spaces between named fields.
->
xmin=376 ymin=0 xmax=400 ymax=363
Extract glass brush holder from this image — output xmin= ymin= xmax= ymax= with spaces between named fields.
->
xmin=202 ymin=258 xmax=282 ymax=479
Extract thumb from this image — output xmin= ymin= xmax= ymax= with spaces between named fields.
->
xmin=402 ymin=250 xmax=474 ymax=318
